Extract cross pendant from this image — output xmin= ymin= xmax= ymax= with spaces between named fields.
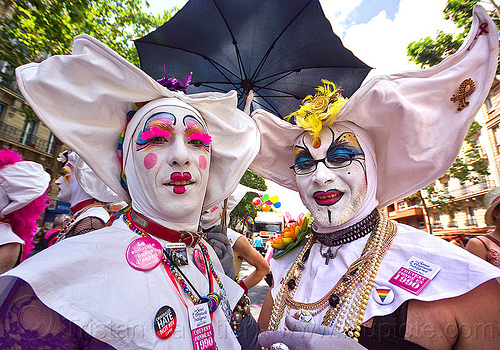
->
xmin=321 ymin=248 xmax=335 ymax=265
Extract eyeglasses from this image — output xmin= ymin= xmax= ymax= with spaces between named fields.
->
xmin=290 ymin=153 xmax=363 ymax=175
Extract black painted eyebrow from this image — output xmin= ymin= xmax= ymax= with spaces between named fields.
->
xmin=327 ymin=132 xmax=364 ymax=155
xmin=293 ymin=134 xmax=313 ymax=162
xmin=294 ymin=146 xmax=312 ymax=158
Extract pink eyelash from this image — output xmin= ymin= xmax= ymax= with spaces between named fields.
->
xmin=189 ymin=131 xmax=212 ymax=145
xmin=141 ymin=126 xmax=171 ymax=140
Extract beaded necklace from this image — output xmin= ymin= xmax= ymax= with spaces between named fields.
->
xmin=268 ymin=209 xmax=397 ymax=342
xmin=123 ymin=212 xmax=237 ymax=332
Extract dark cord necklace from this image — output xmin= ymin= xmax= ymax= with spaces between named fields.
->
xmin=312 ymin=208 xmax=379 ymax=247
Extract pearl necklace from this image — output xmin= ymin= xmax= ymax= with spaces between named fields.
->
xmin=267 ymin=210 xmax=397 ymax=342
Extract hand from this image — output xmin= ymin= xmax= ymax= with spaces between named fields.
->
xmin=258 ymin=316 xmax=367 ymax=350
xmin=206 ymin=231 xmax=230 ymax=258
xmin=205 ymin=227 xmax=235 ymax=278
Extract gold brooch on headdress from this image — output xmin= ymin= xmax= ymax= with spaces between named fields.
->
xmin=286 ymin=80 xmax=347 ymax=148
xmin=451 ymin=78 xmax=475 ymax=111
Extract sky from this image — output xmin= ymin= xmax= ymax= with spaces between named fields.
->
xmin=142 ymin=0 xmax=462 ymax=220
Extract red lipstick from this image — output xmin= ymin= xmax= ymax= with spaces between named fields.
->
xmin=313 ymin=190 xmax=343 ymax=206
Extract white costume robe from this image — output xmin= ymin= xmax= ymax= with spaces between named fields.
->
xmin=270 ymin=223 xmax=500 ymax=329
xmin=1 ymin=217 xmax=242 ymax=350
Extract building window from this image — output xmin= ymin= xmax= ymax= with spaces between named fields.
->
xmin=46 ymin=132 xmax=55 ymax=154
xmin=417 ymin=220 xmax=426 ymax=229
xmin=0 ymin=61 xmax=7 ymax=83
xmin=397 ymin=201 xmax=408 ymax=210
xmin=431 ymin=212 xmax=442 ymax=229
xmin=20 ymin=118 xmax=38 ymax=146
xmin=465 ymin=207 xmax=477 ymax=226
xmin=493 ymin=125 xmax=500 ymax=146
xmin=432 ymin=212 xmax=440 ymax=223
xmin=485 ymin=96 xmax=493 ymax=111
xmin=448 ymin=213 xmax=457 ymax=228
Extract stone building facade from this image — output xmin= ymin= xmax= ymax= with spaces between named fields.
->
xmin=0 ymin=85 xmax=63 ymax=199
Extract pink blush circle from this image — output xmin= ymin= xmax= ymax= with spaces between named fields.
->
xmin=144 ymin=153 xmax=158 ymax=170
xmin=199 ymin=155 xmax=207 ymax=170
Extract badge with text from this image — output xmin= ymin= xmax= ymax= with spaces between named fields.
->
xmin=389 ymin=256 xmax=441 ymax=295
xmin=165 ymin=242 xmax=189 ymax=266
xmin=126 ymin=236 xmax=163 ymax=271
xmin=154 ymin=306 xmax=177 ymax=339
xmin=193 ymin=248 xmax=206 ymax=274
xmin=219 ymin=289 xmax=232 ymax=325
xmin=189 ymin=303 xmax=216 ymax=350
xmin=293 ymin=309 xmax=314 ymax=323
xmin=372 ymin=286 xmax=395 ymax=305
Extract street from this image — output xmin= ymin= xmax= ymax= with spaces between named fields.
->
xmin=238 ymin=261 xmax=270 ymax=321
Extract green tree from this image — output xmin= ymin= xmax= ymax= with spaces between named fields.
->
xmin=229 ymin=170 xmax=267 ymax=230
xmin=406 ymin=0 xmax=497 ymax=224
xmin=407 ymin=0 xmax=500 ymax=73
xmin=0 ymin=0 xmax=176 ymax=88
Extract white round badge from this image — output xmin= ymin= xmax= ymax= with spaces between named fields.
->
xmin=372 ymin=286 xmax=395 ymax=305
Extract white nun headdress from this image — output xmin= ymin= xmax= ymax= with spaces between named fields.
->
xmin=15 ymin=35 xmax=259 ymax=211
xmin=250 ymin=6 xmax=498 ymax=209
xmin=59 ymin=150 xmax=121 ymax=204
xmin=0 ymin=159 xmax=50 ymax=218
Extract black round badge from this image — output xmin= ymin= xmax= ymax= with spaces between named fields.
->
xmin=154 ymin=306 xmax=177 ymax=339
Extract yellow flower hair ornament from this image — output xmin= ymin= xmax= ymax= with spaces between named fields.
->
xmin=285 ymin=80 xmax=347 ymax=148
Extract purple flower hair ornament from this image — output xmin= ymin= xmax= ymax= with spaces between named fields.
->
xmin=156 ymin=65 xmax=192 ymax=93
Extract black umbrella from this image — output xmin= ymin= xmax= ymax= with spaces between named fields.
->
xmin=135 ymin=0 xmax=371 ymax=119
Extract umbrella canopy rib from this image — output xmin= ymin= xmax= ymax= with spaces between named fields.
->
xmin=250 ymin=0 xmax=313 ymax=83
xmin=209 ymin=0 xmax=248 ymax=81
xmin=138 ymin=40 xmax=242 ymax=84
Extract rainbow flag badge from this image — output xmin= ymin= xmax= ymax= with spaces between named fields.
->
xmin=372 ymin=286 xmax=395 ymax=305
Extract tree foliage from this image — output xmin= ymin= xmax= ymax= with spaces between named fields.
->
xmin=229 ymin=170 xmax=267 ymax=230
xmin=0 ymin=0 xmax=176 ymax=88
xmin=407 ymin=0 xmax=500 ymax=72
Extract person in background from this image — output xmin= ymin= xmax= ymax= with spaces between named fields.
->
xmin=0 ymin=149 xmax=50 ymax=273
xmin=254 ymin=233 xmax=265 ymax=256
xmin=229 ymin=230 xmax=270 ymax=290
xmin=202 ymin=183 xmax=270 ymax=287
xmin=264 ymin=235 xmax=273 ymax=265
xmin=55 ymin=150 xmax=120 ymax=241
xmin=201 ymin=184 xmax=268 ymax=350
xmin=466 ymin=186 xmax=500 ymax=267
xmin=27 ymin=213 xmax=69 ymax=257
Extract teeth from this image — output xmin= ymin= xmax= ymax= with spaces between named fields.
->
xmin=170 ymin=181 xmax=192 ymax=186
xmin=317 ymin=193 xmax=339 ymax=200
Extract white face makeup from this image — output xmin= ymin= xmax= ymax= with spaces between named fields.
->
xmin=293 ymin=125 xmax=368 ymax=227
xmin=55 ymin=161 xmax=74 ymax=202
xmin=131 ymin=105 xmax=211 ymax=220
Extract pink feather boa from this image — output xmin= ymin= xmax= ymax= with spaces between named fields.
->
xmin=0 ymin=149 xmax=50 ymax=261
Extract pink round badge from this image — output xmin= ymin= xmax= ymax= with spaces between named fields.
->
xmin=193 ymin=248 xmax=206 ymax=274
xmin=126 ymin=236 xmax=164 ymax=271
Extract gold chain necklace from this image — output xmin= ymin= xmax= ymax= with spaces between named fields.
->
xmin=267 ymin=210 xmax=397 ymax=342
